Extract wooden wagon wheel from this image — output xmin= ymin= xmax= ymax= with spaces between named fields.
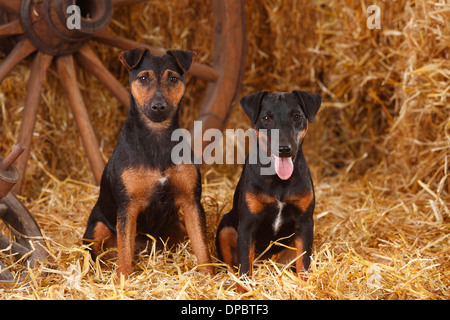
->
xmin=0 ymin=0 xmax=246 ymax=194
xmin=0 ymin=145 xmax=48 ymax=284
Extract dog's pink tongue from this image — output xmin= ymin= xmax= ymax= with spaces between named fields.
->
xmin=273 ymin=155 xmax=294 ymax=180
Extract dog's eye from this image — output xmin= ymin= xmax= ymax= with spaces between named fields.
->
xmin=262 ymin=115 xmax=271 ymax=122
xmin=139 ymin=76 xmax=148 ymax=83
xmin=293 ymin=114 xmax=301 ymax=121
xmin=169 ymin=76 xmax=178 ymax=83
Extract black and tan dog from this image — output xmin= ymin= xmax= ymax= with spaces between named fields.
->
xmin=83 ymin=48 xmax=214 ymax=277
xmin=216 ymin=90 xmax=321 ymax=285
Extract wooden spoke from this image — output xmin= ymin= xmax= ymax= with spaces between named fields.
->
xmin=191 ymin=0 xmax=246 ymax=155
xmin=0 ymin=0 xmax=21 ymax=14
xmin=112 ymin=0 xmax=148 ymax=7
xmin=75 ymin=44 xmax=129 ymax=108
xmin=12 ymin=52 xmax=53 ymax=195
xmin=93 ymin=30 xmax=163 ymax=53
xmin=0 ymin=39 xmax=36 ymax=83
xmin=0 ymin=20 xmax=23 ymax=38
xmin=93 ymin=30 xmax=220 ymax=82
xmin=56 ymin=55 xmax=105 ymax=184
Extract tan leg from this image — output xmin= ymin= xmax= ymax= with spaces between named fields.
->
xmin=92 ymin=221 xmax=116 ymax=257
xmin=294 ymin=236 xmax=305 ymax=274
xmin=217 ymin=226 xmax=238 ymax=267
xmin=116 ymin=207 xmax=139 ymax=278
xmin=272 ymin=237 xmax=306 ymax=275
xmin=247 ymin=242 xmax=256 ymax=277
xmin=117 ymin=167 xmax=161 ymax=277
xmin=166 ymin=164 xmax=214 ymax=275
xmin=182 ymin=201 xmax=214 ymax=275
xmin=237 ymin=241 xmax=255 ymax=294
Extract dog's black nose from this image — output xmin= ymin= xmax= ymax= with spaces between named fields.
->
xmin=278 ymin=145 xmax=292 ymax=156
xmin=151 ymin=102 xmax=167 ymax=112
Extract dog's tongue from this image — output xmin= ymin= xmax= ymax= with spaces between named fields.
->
xmin=273 ymin=155 xmax=294 ymax=180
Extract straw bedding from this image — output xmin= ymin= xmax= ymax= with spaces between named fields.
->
xmin=0 ymin=0 xmax=449 ymax=299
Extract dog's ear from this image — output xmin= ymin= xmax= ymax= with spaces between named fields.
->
xmin=240 ymin=91 xmax=269 ymax=124
xmin=292 ymin=90 xmax=322 ymax=123
xmin=119 ymin=48 xmax=148 ymax=71
xmin=166 ymin=50 xmax=197 ymax=73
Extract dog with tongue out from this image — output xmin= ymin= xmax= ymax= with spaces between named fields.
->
xmin=216 ymin=90 xmax=321 ymax=290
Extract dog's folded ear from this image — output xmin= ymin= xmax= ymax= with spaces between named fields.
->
xmin=292 ymin=90 xmax=322 ymax=123
xmin=119 ymin=48 xmax=148 ymax=71
xmin=240 ymin=91 xmax=269 ymax=124
xmin=166 ymin=50 xmax=197 ymax=73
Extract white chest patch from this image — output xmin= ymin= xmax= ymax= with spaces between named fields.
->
xmin=158 ymin=175 xmax=168 ymax=185
xmin=273 ymin=201 xmax=285 ymax=233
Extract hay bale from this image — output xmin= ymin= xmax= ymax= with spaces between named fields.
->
xmin=0 ymin=0 xmax=448 ymax=299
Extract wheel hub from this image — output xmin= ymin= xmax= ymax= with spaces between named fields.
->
xmin=20 ymin=0 xmax=112 ymax=56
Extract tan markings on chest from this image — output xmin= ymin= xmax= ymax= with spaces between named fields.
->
xmin=121 ymin=164 xmax=198 ymax=212
xmin=284 ymin=190 xmax=314 ymax=212
xmin=245 ymin=192 xmax=278 ymax=215
xmin=165 ymin=164 xmax=198 ymax=203
xmin=121 ymin=167 xmax=163 ymax=215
